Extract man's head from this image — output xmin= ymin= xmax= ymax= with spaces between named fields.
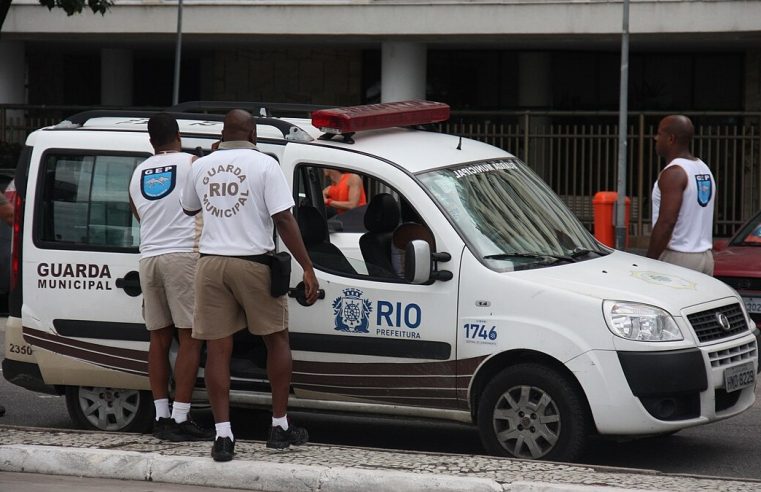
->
xmin=221 ymin=109 xmax=256 ymax=144
xmin=655 ymin=115 xmax=694 ymax=161
xmin=147 ymin=113 xmax=181 ymax=152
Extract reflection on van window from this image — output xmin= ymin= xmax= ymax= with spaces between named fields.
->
xmin=419 ymin=158 xmax=605 ymax=271
xmin=39 ymin=154 xmax=144 ymax=248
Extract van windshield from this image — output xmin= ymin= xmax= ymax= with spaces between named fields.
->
xmin=418 ymin=158 xmax=608 ymax=270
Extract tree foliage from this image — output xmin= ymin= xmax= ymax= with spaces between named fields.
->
xmin=1 ymin=0 xmax=114 ymax=33
xmin=38 ymin=0 xmax=113 ymax=16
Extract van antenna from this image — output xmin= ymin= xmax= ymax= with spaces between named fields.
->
xmin=456 ymin=136 xmax=462 ymax=150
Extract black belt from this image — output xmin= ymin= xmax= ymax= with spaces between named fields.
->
xmin=200 ymin=253 xmax=271 ymax=265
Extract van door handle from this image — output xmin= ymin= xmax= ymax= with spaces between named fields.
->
xmin=115 ymin=270 xmax=142 ymax=297
xmin=288 ymin=282 xmax=325 ymax=306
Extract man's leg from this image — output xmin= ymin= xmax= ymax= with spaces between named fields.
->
xmin=205 ymin=335 xmax=233 ymax=424
xmin=174 ymin=329 xmax=203 ymax=404
xmin=148 ymin=326 xmax=175 ymax=401
xmin=262 ymin=329 xmax=292 ymax=418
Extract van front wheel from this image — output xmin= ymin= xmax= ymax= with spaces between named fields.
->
xmin=477 ymin=364 xmax=589 ymax=462
xmin=65 ymin=386 xmax=154 ymax=433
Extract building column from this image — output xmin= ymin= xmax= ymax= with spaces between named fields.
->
xmin=0 ymin=41 xmax=26 ymax=145
xmin=381 ymin=42 xmax=426 ymax=103
xmin=517 ymin=52 xmax=552 ymax=176
xmin=0 ymin=41 xmax=25 ymax=105
xmin=101 ymin=48 xmax=133 ymax=107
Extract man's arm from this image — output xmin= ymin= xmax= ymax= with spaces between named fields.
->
xmin=646 ymin=166 xmax=687 ymax=259
xmin=272 ymin=210 xmax=319 ymax=305
xmin=327 ymin=174 xmax=364 ymax=211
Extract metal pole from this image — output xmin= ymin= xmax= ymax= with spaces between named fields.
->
xmin=615 ymin=0 xmax=630 ymax=250
xmin=172 ymin=0 xmax=183 ymax=106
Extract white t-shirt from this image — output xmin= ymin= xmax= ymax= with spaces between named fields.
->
xmin=129 ymin=152 xmax=199 ymax=258
xmin=180 ymin=142 xmax=294 ymax=256
xmin=651 ymin=157 xmax=715 ymax=253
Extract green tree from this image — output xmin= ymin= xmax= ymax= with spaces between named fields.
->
xmin=0 ymin=0 xmax=113 ymax=33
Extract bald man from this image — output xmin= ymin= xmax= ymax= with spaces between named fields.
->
xmin=647 ymin=115 xmax=716 ymax=274
xmin=181 ymin=109 xmax=319 ymax=462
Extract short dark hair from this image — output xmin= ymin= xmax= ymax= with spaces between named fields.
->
xmin=147 ymin=113 xmax=179 ymax=147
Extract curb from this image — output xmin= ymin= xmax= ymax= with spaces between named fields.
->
xmin=0 ymin=444 xmax=507 ymax=492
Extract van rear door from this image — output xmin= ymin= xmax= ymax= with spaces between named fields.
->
xmin=22 ymin=147 xmax=150 ymax=389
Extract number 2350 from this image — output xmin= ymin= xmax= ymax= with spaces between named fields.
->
xmin=9 ymin=343 xmax=33 ymax=356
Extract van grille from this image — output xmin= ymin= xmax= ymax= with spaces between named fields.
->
xmin=686 ymin=303 xmax=748 ymax=343
xmin=708 ymin=341 xmax=757 ymax=368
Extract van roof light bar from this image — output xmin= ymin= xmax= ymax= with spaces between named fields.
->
xmin=311 ymin=100 xmax=450 ymax=139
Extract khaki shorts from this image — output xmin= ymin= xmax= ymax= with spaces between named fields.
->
xmin=139 ymin=252 xmax=198 ymax=330
xmin=659 ymin=249 xmax=714 ymax=275
xmin=192 ymin=255 xmax=288 ymax=340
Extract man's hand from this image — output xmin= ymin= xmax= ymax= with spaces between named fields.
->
xmin=302 ymin=268 xmax=320 ymax=305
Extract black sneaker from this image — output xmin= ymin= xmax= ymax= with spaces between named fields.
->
xmin=152 ymin=417 xmax=177 ymax=440
xmin=175 ymin=418 xmax=215 ymax=441
xmin=153 ymin=417 xmax=213 ymax=442
xmin=211 ymin=436 xmax=235 ymax=462
xmin=266 ymin=423 xmax=309 ymax=449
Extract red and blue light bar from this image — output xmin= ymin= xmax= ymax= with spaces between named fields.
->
xmin=311 ymin=100 xmax=450 ymax=135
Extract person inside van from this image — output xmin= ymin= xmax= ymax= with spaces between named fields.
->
xmin=128 ymin=113 xmax=213 ymax=443
xmin=322 ymin=168 xmax=367 ymax=217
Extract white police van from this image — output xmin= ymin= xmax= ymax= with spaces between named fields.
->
xmin=3 ymin=101 xmax=758 ymax=462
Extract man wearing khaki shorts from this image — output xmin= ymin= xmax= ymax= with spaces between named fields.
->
xmin=181 ymin=109 xmax=319 ymax=462
xmin=129 ymin=113 xmax=213 ymax=442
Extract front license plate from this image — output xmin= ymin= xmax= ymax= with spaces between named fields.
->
xmin=743 ymin=296 xmax=761 ymax=314
xmin=724 ymin=362 xmax=755 ymax=393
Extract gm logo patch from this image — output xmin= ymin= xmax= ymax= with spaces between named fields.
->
xmin=141 ymin=166 xmax=177 ymax=200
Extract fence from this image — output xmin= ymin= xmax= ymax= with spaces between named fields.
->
xmin=3 ymin=105 xmax=760 ymax=240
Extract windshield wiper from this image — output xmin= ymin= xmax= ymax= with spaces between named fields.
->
xmin=483 ymin=252 xmax=576 ymax=264
xmin=568 ymin=247 xmax=607 ymax=259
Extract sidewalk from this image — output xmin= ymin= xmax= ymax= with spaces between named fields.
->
xmin=1 ymin=425 xmax=760 ymax=491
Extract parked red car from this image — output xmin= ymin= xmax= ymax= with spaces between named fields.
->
xmin=714 ymin=211 xmax=761 ymax=329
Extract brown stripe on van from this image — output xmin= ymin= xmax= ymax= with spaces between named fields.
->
xmin=26 ymin=334 xmax=149 ymax=375
xmin=23 ymin=326 xmax=148 ymax=362
xmin=292 ymin=373 xmax=457 ymax=388
xmin=293 ymin=355 xmax=486 ymax=377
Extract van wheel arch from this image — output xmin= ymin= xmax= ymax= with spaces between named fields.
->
xmin=65 ymin=386 xmax=154 ymax=433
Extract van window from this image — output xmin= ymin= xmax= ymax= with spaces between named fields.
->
xmin=37 ymin=153 xmax=145 ymax=249
xmin=295 ymin=164 xmax=432 ymax=281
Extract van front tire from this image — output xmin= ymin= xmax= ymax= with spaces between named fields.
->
xmin=65 ymin=386 xmax=154 ymax=433
xmin=477 ymin=363 xmax=589 ymax=462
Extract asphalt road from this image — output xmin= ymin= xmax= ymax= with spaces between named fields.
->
xmin=2 ymin=318 xmax=761 ymax=481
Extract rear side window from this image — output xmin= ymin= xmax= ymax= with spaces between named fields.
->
xmin=36 ymin=153 xmax=146 ymax=250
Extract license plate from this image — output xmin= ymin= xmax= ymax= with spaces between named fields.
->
xmin=743 ymin=296 xmax=761 ymax=314
xmin=724 ymin=362 xmax=756 ymax=393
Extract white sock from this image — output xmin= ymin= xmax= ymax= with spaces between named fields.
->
xmin=154 ymin=398 xmax=170 ymax=420
xmin=215 ymin=422 xmax=234 ymax=441
xmin=272 ymin=415 xmax=289 ymax=431
xmin=171 ymin=401 xmax=191 ymax=424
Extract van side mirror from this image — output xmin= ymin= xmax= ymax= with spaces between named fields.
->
xmin=404 ymin=240 xmax=453 ymax=284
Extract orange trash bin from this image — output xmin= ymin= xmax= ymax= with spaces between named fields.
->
xmin=592 ymin=191 xmax=630 ymax=248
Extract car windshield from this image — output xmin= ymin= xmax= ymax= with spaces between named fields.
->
xmin=418 ymin=158 xmax=608 ymax=271
xmin=731 ymin=214 xmax=761 ymax=246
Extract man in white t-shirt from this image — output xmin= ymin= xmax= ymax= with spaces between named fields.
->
xmin=129 ymin=113 xmax=213 ymax=442
xmin=181 ymin=109 xmax=319 ymax=462
xmin=647 ymin=115 xmax=716 ymax=274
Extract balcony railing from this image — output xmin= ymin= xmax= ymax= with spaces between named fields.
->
xmin=3 ymin=105 xmax=759 ymax=240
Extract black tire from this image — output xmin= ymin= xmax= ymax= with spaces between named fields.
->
xmin=477 ymin=363 xmax=590 ymax=462
xmin=65 ymin=386 xmax=154 ymax=433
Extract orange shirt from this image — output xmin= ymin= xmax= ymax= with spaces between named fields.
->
xmin=325 ymin=173 xmax=367 ymax=213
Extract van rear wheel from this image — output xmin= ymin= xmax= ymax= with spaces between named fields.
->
xmin=477 ymin=363 xmax=589 ymax=462
xmin=65 ymin=386 xmax=154 ymax=433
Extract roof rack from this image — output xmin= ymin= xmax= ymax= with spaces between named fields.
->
xmin=55 ymin=110 xmax=313 ymax=142
xmin=168 ymin=101 xmax=330 ymax=119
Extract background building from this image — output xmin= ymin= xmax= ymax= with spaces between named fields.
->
xmin=1 ymin=0 xmax=760 ymax=239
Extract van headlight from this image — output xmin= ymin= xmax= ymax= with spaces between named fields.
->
xmin=603 ymin=301 xmax=683 ymax=341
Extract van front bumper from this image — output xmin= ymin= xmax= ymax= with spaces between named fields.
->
xmin=567 ymin=333 xmax=758 ymax=435
xmin=1 ymin=358 xmax=58 ymax=395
